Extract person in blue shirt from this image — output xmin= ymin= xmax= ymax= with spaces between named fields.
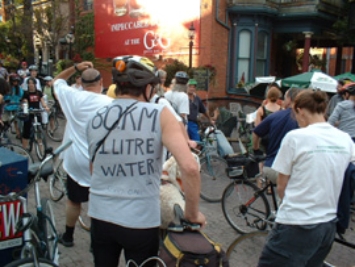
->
xmin=3 ymin=74 xmax=24 ymax=138
xmin=187 ymin=79 xmax=212 ymax=141
xmin=252 ymin=87 xmax=301 ymax=185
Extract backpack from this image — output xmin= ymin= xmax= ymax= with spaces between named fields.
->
xmin=159 ymin=230 xmax=229 ymax=267
xmin=159 ymin=205 xmax=229 ymax=267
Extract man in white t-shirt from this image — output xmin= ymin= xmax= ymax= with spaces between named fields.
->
xmin=258 ymin=90 xmax=355 ymax=267
xmin=164 ymin=71 xmax=189 ymax=126
xmin=53 ymin=62 xmax=112 ymax=247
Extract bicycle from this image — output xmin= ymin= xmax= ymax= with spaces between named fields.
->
xmin=0 ymin=110 xmax=34 ymax=165
xmin=26 ymin=108 xmax=48 ymax=161
xmin=195 ymin=126 xmax=230 ymax=203
xmin=1 ymin=141 xmax=72 ymax=267
xmin=48 ymin=159 xmax=91 ymax=232
xmin=221 ymin=154 xmax=272 ymax=234
xmin=46 ymin=101 xmax=65 ymax=142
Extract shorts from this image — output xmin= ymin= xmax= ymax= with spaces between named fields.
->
xmin=66 ymin=174 xmax=89 ymax=203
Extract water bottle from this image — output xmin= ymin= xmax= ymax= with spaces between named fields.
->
xmin=22 ymin=102 xmax=28 ymax=114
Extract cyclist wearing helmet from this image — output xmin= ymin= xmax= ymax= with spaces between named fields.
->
xmin=4 ymin=74 xmax=24 ymax=138
xmin=43 ymin=76 xmax=55 ymax=102
xmin=87 ymin=55 xmax=205 ymax=267
xmin=17 ymin=61 xmax=29 ymax=80
xmin=53 ymin=62 xmax=112 ymax=248
xmin=328 ymin=82 xmax=355 ymax=142
xmin=187 ymin=78 xmax=212 ymax=141
xmin=164 ymin=71 xmax=190 ymax=126
xmin=22 ymin=65 xmax=41 ymax=91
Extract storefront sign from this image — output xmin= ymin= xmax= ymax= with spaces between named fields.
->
xmin=94 ymin=0 xmax=200 ymax=58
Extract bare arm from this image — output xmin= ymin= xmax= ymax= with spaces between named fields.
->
xmin=52 ymin=61 xmax=93 ymax=97
xmin=254 ymin=107 xmax=263 ymax=127
xmin=277 ymin=173 xmax=290 ymax=200
xmin=40 ymin=97 xmax=50 ymax=112
xmin=252 ymin=132 xmax=261 ymax=150
xmin=161 ymin=108 xmax=206 ymax=226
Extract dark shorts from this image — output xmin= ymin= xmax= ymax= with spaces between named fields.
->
xmin=66 ymin=174 xmax=89 ymax=203
xmin=258 ymin=219 xmax=336 ymax=267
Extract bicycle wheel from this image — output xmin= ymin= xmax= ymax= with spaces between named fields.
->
xmin=78 ymin=201 xmax=91 ymax=232
xmin=34 ymin=129 xmax=47 ymax=161
xmin=222 ymin=180 xmax=270 ymax=234
xmin=49 ymin=160 xmax=67 ymax=202
xmin=40 ymin=198 xmax=58 ymax=262
xmin=4 ymin=257 xmax=59 ymax=267
xmin=226 ymin=231 xmax=269 ymax=267
xmin=199 ymin=155 xmax=230 ymax=202
xmin=2 ymin=143 xmax=34 ymax=165
xmin=46 ymin=113 xmax=63 ymax=142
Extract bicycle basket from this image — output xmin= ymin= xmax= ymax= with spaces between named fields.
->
xmin=225 ymin=154 xmax=259 ymax=178
xmin=17 ymin=112 xmax=29 ymax=121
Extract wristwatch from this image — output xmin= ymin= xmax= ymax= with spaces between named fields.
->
xmin=74 ymin=63 xmax=80 ymax=73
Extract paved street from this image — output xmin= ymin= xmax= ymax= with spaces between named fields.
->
xmin=8 ymin=126 xmax=355 ymax=267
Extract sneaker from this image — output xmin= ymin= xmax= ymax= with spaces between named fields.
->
xmin=58 ymin=233 xmax=74 ymax=247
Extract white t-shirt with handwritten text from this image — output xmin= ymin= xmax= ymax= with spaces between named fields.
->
xmin=54 ymin=79 xmax=112 ymax=187
xmin=272 ymin=122 xmax=355 ymax=225
xmin=87 ymin=99 xmax=164 ymax=228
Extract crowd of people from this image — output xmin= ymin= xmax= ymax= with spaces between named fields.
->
xmin=1 ymin=56 xmax=355 ymax=267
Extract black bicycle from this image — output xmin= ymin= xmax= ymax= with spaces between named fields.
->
xmin=46 ymin=101 xmax=65 ymax=142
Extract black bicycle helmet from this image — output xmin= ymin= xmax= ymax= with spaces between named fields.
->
xmin=175 ymin=71 xmax=189 ymax=85
xmin=28 ymin=65 xmax=38 ymax=71
xmin=343 ymin=82 xmax=355 ymax=95
xmin=112 ymin=55 xmax=159 ymax=88
xmin=9 ymin=74 xmax=22 ymax=83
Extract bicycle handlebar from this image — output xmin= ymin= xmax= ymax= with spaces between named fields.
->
xmin=0 ymin=140 xmax=73 ymax=202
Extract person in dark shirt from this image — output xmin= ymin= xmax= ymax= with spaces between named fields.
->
xmin=252 ymin=88 xmax=300 ymax=185
xmin=187 ymin=79 xmax=212 ymax=141
xmin=21 ymin=77 xmax=49 ymax=149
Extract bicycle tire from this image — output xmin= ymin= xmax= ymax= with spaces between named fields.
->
xmin=2 ymin=143 xmax=34 ymax=165
xmin=78 ymin=201 xmax=91 ymax=232
xmin=40 ymin=198 xmax=58 ymax=261
xmin=49 ymin=175 xmax=66 ymax=202
xmin=4 ymin=257 xmax=59 ymax=267
xmin=199 ymin=155 xmax=230 ymax=203
xmin=49 ymin=160 xmax=66 ymax=202
xmin=222 ymin=180 xmax=270 ymax=234
xmin=34 ymin=129 xmax=47 ymax=161
xmin=46 ymin=113 xmax=64 ymax=142
xmin=226 ymin=230 xmax=269 ymax=266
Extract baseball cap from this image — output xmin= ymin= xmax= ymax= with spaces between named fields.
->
xmin=188 ymin=79 xmax=198 ymax=85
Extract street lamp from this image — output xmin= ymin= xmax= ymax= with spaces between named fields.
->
xmin=59 ymin=27 xmax=75 ymax=60
xmin=65 ymin=30 xmax=75 ymax=60
xmin=188 ymin=22 xmax=196 ymax=68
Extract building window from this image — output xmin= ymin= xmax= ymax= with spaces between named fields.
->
xmin=237 ymin=30 xmax=251 ymax=83
xmin=84 ymin=0 xmax=93 ymax=11
xmin=256 ymin=31 xmax=268 ymax=77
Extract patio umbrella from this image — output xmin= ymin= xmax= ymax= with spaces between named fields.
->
xmin=334 ymin=72 xmax=355 ymax=82
xmin=281 ymin=70 xmax=337 ymax=93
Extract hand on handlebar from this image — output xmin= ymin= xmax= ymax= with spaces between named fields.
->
xmin=253 ymin=149 xmax=264 ymax=156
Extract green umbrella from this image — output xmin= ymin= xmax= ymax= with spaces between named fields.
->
xmin=281 ymin=69 xmax=337 ymax=93
xmin=334 ymin=72 xmax=355 ymax=82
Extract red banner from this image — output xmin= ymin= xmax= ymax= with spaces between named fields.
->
xmin=94 ymin=0 xmax=200 ymax=58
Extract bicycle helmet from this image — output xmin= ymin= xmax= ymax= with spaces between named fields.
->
xmin=28 ymin=65 xmax=38 ymax=71
xmin=175 ymin=71 xmax=189 ymax=85
xmin=112 ymin=55 xmax=159 ymax=101
xmin=343 ymin=82 xmax=355 ymax=95
xmin=9 ymin=74 xmax=22 ymax=83
xmin=43 ymin=76 xmax=53 ymax=81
